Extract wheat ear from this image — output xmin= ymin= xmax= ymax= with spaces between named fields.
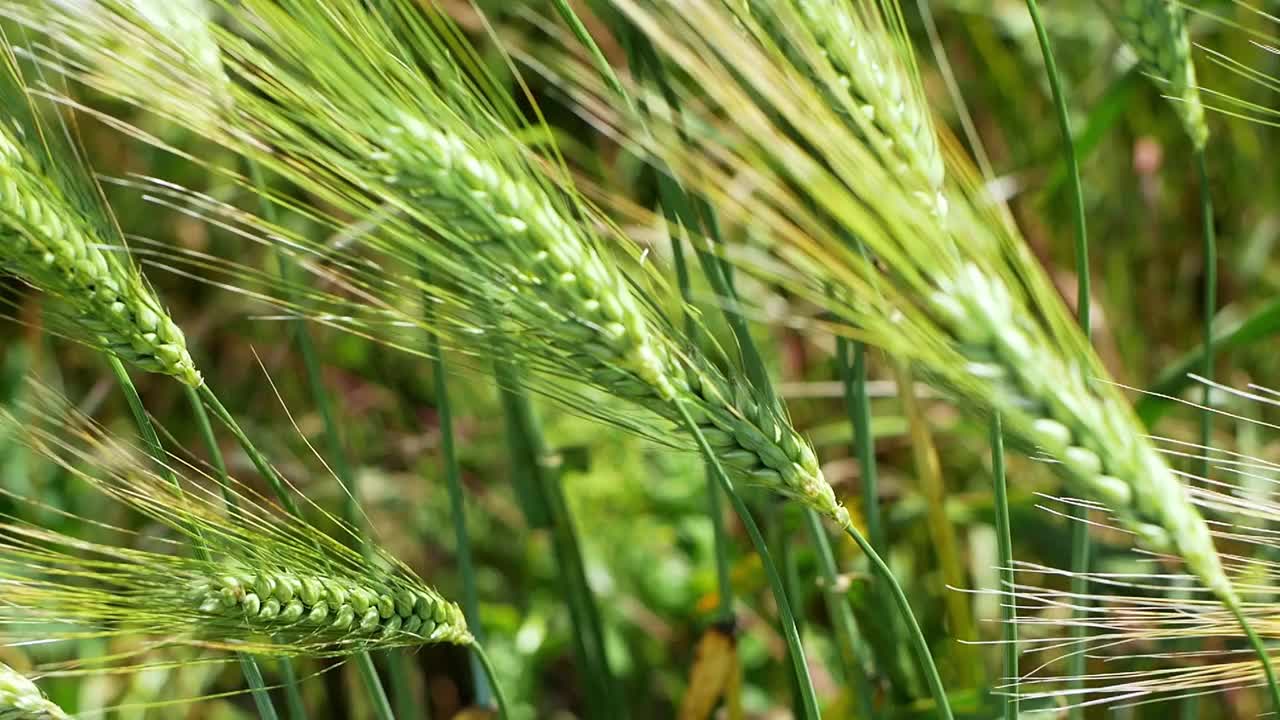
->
xmin=994 ymin=382 xmax=1280 ymax=710
xmin=592 ymin=0 xmax=1239 ymax=604
xmin=1099 ymin=0 xmax=1209 ymax=148
xmin=0 ymin=385 xmax=471 ymax=657
xmin=0 ymin=45 xmax=200 ymax=386
xmin=0 ymin=663 xmax=67 ymax=720
xmin=763 ymin=0 xmax=946 ymax=214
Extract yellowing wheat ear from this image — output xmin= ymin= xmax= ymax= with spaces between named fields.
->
xmin=1099 ymin=0 xmax=1209 ymax=147
xmin=0 ymin=662 xmax=67 ymax=720
xmin=0 ymin=40 xmax=201 ymax=386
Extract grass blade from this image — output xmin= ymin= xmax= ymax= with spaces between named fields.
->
xmin=1020 ymin=3 xmax=1091 ymax=713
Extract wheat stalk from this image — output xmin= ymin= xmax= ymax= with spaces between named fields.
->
xmin=0 ymin=662 xmax=67 ymax=720
xmin=1098 ymin=0 xmax=1208 ymax=148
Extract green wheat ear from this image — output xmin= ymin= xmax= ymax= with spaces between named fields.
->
xmin=0 ymin=36 xmax=201 ymax=386
xmin=0 ymin=384 xmax=470 ymax=658
xmin=0 ymin=662 xmax=67 ymax=720
xmin=1099 ymin=0 xmax=1209 ymax=148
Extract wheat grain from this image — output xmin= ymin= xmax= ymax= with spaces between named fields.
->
xmin=0 ymin=663 xmax=67 ymax=720
xmin=193 ymin=571 xmax=470 ymax=645
xmin=1099 ymin=0 xmax=1208 ymax=148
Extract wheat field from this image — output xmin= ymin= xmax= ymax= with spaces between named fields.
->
xmin=2 ymin=1 xmax=1280 ymax=718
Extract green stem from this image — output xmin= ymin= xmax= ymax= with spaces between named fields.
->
xmin=196 ymin=383 xmax=301 ymax=517
xmin=186 ymin=384 xmax=308 ymax=719
xmin=840 ymin=340 xmax=883 ymax=553
xmin=1196 ymin=148 xmax=1215 ymax=480
xmin=839 ymin=522 xmax=953 ymax=720
xmin=803 ymin=512 xmax=875 ymax=719
xmin=838 ymin=338 xmax=918 ymax=700
xmin=493 ymin=362 xmax=617 ymax=718
xmin=1021 ymin=4 xmax=1089 ymax=714
xmin=1227 ymin=601 xmax=1280 ymax=711
xmin=1022 ymin=0 xmax=1089 ymax=339
xmin=277 ymin=657 xmax=308 ymax=720
xmin=238 ymin=655 xmax=282 ymax=720
xmin=428 ymin=331 xmax=490 ymax=705
xmin=550 ymin=0 xmax=628 ymax=103
xmin=1175 ymin=147 xmax=1218 ymax=720
xmin=989 ymin=415 xmax=1017 ymax=720
xmin=472 ymin=643 xmax=513 ymax=720
xmin=383 ymin=652 xmax=416 ymax=719
xmin=353 ymin=653 xmax=395 ymax=720
xmin=674 ymin=399 xmax=821 ymax=720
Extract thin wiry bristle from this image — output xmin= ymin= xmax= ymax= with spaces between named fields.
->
xmin=0 ymin=383 xmax=470 ymax=657
xmin=24 ymin=0 xmax=849 ymax=525
xmin=0 ymin=34 xmax=201 ymax=386
xmin=983 ymin=380 xmax=1280 ymax=711
xmin=0 ymin=662 xmax=67 ymax=720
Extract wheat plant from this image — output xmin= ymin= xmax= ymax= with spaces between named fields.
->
xmin=0 ymin=385 xmax=468 ymax=655
xmin=597 ymin=0 xmax=1229 ymax=597
xmin=21 ymin=0 xmax=850 ymax=527
xmin=4 ymin=0 xmax=1278 ymax=716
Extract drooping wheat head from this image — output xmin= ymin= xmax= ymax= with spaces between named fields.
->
xmin=0 ymin=662 xmax=67 ymax=720
xmin=23 ymin=0 xmax=846 ymax=525
xmin=0 ymin=383 xmax=470 ymax=656
xmin=0 ymin=34 xmax=200 ymax=386
xmin=750 ymin=0 xmax=947 ymax=215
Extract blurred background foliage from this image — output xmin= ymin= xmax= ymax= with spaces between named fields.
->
xmin=5 ymin=0 xmax=1280 ymax=717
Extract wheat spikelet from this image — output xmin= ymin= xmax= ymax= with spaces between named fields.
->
xmin=0 ymin=42 xmax=200 ymax=386
xmin=0 ymin=663 xmax=67 ymax=720
xmin=191 ymin=572 xmax=468 ymax=645
xmin=758 ymin=0 xmax=946 ymax=214
xmin=25 ymin=0 xmax=848 ymax=525
xmin=1099 ymin=0 xmax=1208 ymax=148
